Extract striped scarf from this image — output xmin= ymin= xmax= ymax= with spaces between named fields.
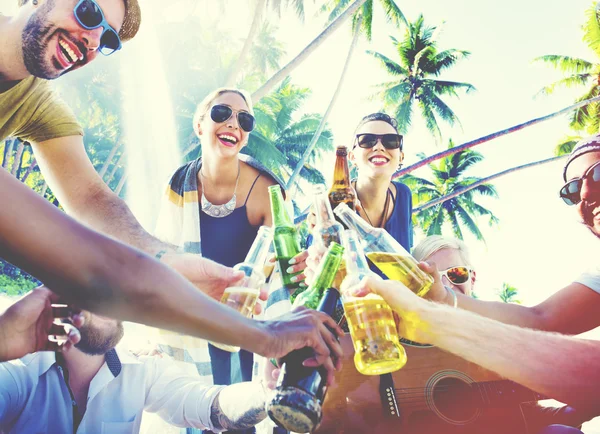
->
xmin=152 ymin=154 xmax=288 ymax=383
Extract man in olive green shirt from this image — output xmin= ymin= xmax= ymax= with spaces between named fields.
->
xmin=0 ymin=0 xmax=345 ymax=371
xmin=0 ymin=2 xmax=239 ymax=301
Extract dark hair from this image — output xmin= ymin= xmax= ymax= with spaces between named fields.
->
xmin=354 ymin=112 xmax=399 ymax=135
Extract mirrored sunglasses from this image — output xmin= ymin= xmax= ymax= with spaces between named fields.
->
xmin=210 ymin=104 xmax=256 ymax=133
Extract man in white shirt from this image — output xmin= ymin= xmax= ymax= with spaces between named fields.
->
xmin=350 ymin=135 xmax=600 ymax=423
xmin=0 ymin=307 xmax=273 ymax=433
xmin=422 ymin=135 xmax=600 ymax=339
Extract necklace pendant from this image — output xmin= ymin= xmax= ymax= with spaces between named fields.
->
xmin=201 ymin=192 xmax=237 ymax=218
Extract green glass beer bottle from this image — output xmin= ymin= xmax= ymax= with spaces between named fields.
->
xmin=268 ymin=185 xmax=302 ymax=291
xmin=267 ymin=242 xmax=344 ymax=434
xmin=292 ymin=242 xmax=344 ymax=310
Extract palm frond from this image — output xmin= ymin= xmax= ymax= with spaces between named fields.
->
xmin=554 ymin=136 xmax=582 ymax=156
xmin=367 ymin=51 xmax=408 ymax=76
xmin=533 ymin=55 xmax=594 ymax=74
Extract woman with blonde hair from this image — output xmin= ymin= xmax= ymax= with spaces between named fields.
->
xmin=412 ymin=235 xmax=476 ymax=297
xmin=155 ymin=88 xmax=308 ymax=434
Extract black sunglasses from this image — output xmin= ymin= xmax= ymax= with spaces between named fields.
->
xmin=355 ymin=133 xmax=403 ymax=150
xmin=210 ymin=104 xmax=256 ymax=133
xmin=560 ymin=160 xmax=600 ymax=205
xmin=74 ymin=0 xmax=121 ymax=56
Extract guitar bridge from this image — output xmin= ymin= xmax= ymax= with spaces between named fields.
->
xmin=380 ymin=373 xmax=400 ymax=418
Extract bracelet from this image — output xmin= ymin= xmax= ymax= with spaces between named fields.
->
xmin=155 ymin=250 xmax=168 ymax=261
xmin=445 ymin=286 xmax=458 ymax=309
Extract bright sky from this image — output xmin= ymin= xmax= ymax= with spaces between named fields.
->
xmin=1 ymin=0 xmax=599 ymax=428
xmin=0 ymin=0 xmax=596 ymax=306
xmin=261 ymin=0 xmax=599 ymax=307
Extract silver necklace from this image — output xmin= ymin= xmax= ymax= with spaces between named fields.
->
xmin=200 ymin=162 xmax=240 ymax=218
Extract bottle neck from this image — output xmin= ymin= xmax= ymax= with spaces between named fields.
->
xmin=314 ymin=193 xmax=336 ymax=227
xmin=310 ymin=245 xmax=344 ymax=292
xmin=243 ymin=228 xmax=272 ymax=269
xmin=335 ymin=205 xmax=378 ymax=239
xmin=269 ymin=187 xmax=292 ymax=227
xmin=331 ymin=151 xmax=351 ymax=188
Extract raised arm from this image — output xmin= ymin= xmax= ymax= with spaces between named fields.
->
xmin=31 ymin=136 xmax=168 ymax=255
xmin=31 ymin=135 xmax=247 ymax=295
xmin=356 ymin=277 xmax=600 ymax=413
xmin=426 ymin=265 xmax=600 ymax=334
xmin=0 ymin=167 xmax=344 ymax=366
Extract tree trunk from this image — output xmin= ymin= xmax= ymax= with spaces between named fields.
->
xmin=98 ymin=141 xmax=122 ymax=179
xmin=11 ymin=140 xmax=25 ymax=177
xmin=115 ymin=172 xmax=128 ymax=195
xmin=412 ymin=154 xmax=568 ymax=213
xmin=20 ymin=158 xmax=37 ymax=184
xmin=251 ymin=0 xmax=368 ymax=102
xmin=285 ymin=15 xmax=363 ymax=191
xmin=2 ymin=138 xmax=15 ymax=169
xmin=224 ymin=0 xmax=267 ymax=87
xmin=394 ymin=94 xmax=600 ymax=178
xmin=106 ymin=151 xmax=126 ymax=184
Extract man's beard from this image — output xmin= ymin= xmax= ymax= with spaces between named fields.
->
xmin=21 ymin=0 xmax=62 ymax=79
xmin=76 ymin=320 xmax=125 ymax=356
xmin=581 ymin=201 xmax=600 ymax=239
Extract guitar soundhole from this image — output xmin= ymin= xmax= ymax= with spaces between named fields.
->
xmin=432 ymin=378 xmax=479 ymax=423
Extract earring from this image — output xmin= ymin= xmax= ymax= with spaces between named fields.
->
xmin=32 ymin=0 xmax=38 ymax=5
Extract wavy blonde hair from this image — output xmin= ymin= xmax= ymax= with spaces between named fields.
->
xmin=413 ymin=235 xmax=473 ymax=268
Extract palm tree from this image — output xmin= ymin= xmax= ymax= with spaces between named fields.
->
xmin=286 ymin=0 xmax=409 ymax=190
xmin=286 ymin=14 xmax=364 ymax=191
xmin=251 ymin=0 xmax=368 ymax=101
xmin=394 ymin=94 xmax=600 ymax=179
xmin=321 ymin=0 xmax=407 ymax=41
xmin=369 ymin=15 xmax=475 ymax=140
xmin=400 ymin=142 xmax=499 ymax=241
xmin=245 ymin=78 xmax=334 ymax=189
xmin=224 ymin=0 xmax=304 ymax=87
xmin=535 ymin=2 xmax=600 ymax=135
xmin=413 ymin=154 xmax=567 ymax=213
xmin=497 ymin=283 xmax=521 ymax=304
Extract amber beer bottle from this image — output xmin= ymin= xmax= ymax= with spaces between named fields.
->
xmin=328 ymin=146 xmax=356 ymax=211
xmin=267 ymin=243 xmax=344 ymax=434
xmin=334 ymin=202 xmax=433 ymax=297
xmin=211 ymin=226 xmax=272 ymax=352
xmin=340 ymin=229 xmax=406 ymax=375
xmin=269 ymin=185 xmax=302 ymax=291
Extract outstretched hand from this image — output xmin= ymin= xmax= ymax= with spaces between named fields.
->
xmin=261 ymin=306 xmax=344 ymax=386
xmin=160 ymin=252 xmax=245 ymax=301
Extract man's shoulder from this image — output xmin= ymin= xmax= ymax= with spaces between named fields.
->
xmin=0 ymin=352 xmax=55 ymax=385
xmin=574 ymin=265 xmax=600 ymax=293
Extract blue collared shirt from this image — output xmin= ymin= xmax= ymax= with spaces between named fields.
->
xmin=0 ymin=348 xmax=225 ymax=434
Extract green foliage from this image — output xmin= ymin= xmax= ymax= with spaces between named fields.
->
xmin=369 ymin=15 xmax=475 ymax=140
xmin=246 ymin=78 xmax=333 ymax=185
xmin=0 ymin=260 xmax=39 ymax=296
xmin=323 ymin=0 xmax=407 ymax=41
xmin=496 ymin=283 xmax=521 ymax=304
xmin=401 ymin=140 xmax=499 ymax=242
xmin=554 ymin=135 xmax=582 ymax=156
xmin=535 ymin=2 xmax=600 ymax=135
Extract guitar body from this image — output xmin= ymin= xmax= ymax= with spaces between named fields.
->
xmin=316 ymin=335 xmax=538 ymax=434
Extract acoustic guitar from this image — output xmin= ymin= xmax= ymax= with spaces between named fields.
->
xmin=314 ymin=335 xmax=546 ymax=434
